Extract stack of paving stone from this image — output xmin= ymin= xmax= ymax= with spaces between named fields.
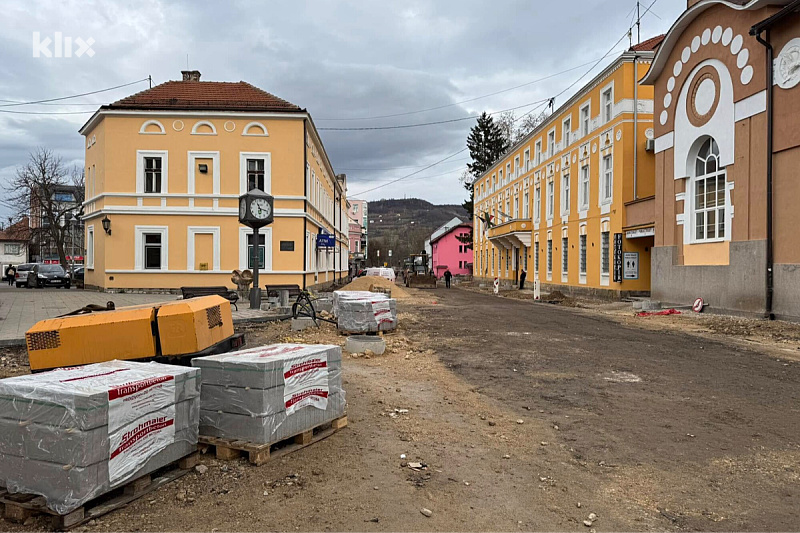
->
xmin=193 ymin=344 xmax=346 ymax=444
xmin=333 ymin=291 xmax=397 ymax=333
xmin=0 ymin=360 xmax=200 ymax=515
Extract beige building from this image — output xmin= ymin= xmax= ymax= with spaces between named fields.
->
xmin=642 ymin=0 xmax=800 ymax=319
xmin=80 ymin=71 xmax=348 ymax=291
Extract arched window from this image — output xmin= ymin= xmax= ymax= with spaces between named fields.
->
xmin=693 ymin=138 xmax=727 ymax=242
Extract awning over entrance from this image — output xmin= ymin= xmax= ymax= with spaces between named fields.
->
xmin=488 ymin=219 xmax=532 ymax=249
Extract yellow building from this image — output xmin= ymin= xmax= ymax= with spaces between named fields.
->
xmin=80 ymin=70 xmax=348 ymax=291
xmin=473 ymin=39 xmax=663 ymax=297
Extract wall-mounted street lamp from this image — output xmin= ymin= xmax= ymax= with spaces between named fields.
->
xmin=101 ymin=215 xmax=112 ymax=235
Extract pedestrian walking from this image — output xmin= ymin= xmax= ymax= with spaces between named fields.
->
xmin=519 ymin=268 xmax=526 ymax=290
xmin=6 ymin=265 xmax=15 ymax=286
xmin=444 ymin=269 xmax=452 ymax=289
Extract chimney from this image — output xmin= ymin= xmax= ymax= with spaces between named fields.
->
xmin=181 ymin=70 xmax=201 ymax=82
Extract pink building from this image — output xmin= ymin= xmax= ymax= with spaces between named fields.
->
xmin=347 ymin=199 xmax=367 ymax=256
xmin=430 ymin=222 xmax=473 ymax=278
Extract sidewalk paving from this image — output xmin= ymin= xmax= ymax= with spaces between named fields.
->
xmin=0 ymin=285 xmax=281 ymax=346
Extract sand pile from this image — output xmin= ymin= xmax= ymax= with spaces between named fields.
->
xmin=340 ymin=276 xmax=411 ymax=298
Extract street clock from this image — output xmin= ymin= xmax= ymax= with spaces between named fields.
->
xmin=238 ymin=188 xmax=275 ymax=310
xmin=238 ymin=188 xmax=274 ymax=228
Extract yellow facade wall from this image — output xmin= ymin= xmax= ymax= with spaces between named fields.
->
xmin=473 ymin=56 xmax=656 ymax=295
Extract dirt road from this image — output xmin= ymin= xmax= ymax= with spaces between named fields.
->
xmin=1 ymin=287 xmax=798 ymax=531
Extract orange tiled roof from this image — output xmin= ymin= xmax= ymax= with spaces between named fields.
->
xmin=105 ymin=80 xmax=302 ymax=112
xmin=630 ymin=34 xmax=665 ymax=52
xmin=0 ymin=218 xmax=30 ymax=242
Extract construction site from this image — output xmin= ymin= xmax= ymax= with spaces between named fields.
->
xmin=0 ymin=279 xmax=799 ymax=531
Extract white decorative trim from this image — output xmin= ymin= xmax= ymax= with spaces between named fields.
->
xmin=242 ymin=121 xmax=269 ymax=136
xmin=187 ymin=151 xmax=221 ymax=195
xmin=172 ymin=120 xmax=184 ymax=132
xmin=734 ymin=90 xmax=767 ymax=121
xmin=239 ymin=152 xmax=272 ymax=194
xmin=654 ymin=132 xmax=674 ymax=153
xmin=134 ymin=225 xmax=168 ymax=271
xmin=191 ymin=120 xmax=217 ymax=135
xmin=239 ymin=226 xmax=273 ymax=272
xmin=675 ymin=192 xmax=686 ymax=202
xmin=224 ymin=121 xmax=236 ymax=132
xmin=136 ymin=150 xmax=169 ymax=194
xmin=187 ymin=226 xmax=221 ymax=271
xmin=86 ymin=225 xmax=94 ymax=270
xmin=139 ymin=120 xmax=166 ymax=135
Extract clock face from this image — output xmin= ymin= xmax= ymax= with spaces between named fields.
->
xmin=250 ymin=198 xmax=272 ymax=219
xmin=239 ymin=198 xmax=247 ymax=220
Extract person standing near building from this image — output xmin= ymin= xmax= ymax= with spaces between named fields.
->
xmin=6 ymin=265 xmax=15 ymax=286
xmin=519 ymin=268 xmax=526 ymax=290
xmin=444 ymin=269 xmax=452 ymax=289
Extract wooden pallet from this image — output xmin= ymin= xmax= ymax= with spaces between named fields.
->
xmin=198 ymin=415 xmax=348 ymax=466
xmin=0 ymin=452 xmax=198 ymax=530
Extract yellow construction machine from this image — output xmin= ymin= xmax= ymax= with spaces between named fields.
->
xmin=25 ymin=295 xmax=244 ymax=372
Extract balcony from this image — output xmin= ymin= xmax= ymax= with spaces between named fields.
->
xmin=623 ymin=195 xmax=655 ymax=238
xmin=488 ymin=218 xmax=532 ymax=250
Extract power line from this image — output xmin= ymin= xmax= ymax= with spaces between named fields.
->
xmin=318 ymin=98 xmax=550 ymax=132
xmin=338 ymin=157 xmax=471 ymax=172
xmin=315 ymin=53 xmax=626 ymax=122
xmin=0 ymin=78 xmax=150 ymax=108
xmin=0 ymin=109 xmax=95 ymax=115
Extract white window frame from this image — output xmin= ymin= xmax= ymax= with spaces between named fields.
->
xmin=135 ymin=225 xmax=168 ymax=271
xmin=139 ymin=119 xmax=166 ymax=135
xmin=523 ymin=188 xmax=530 ymax=219
xmin=239 ymin=226 xmax=273 ymax=272
xmin=136 ymin=150 xmax=168 ymax=194
xmin=579 ymin=164 xmax=590 ymax=215
xmin=514 ymin=156 xmax=520 ymax=177
xmin=601 ymin=82 xmax=614 ymax=123
xmin=562 ymin=117 xmax=571 ymax=149
xmin=190 ymin=120 xmax=217 ymax=135
xmin=547 ymin=128 xmax=556 ymax=158
xmin=4 ymin=243 xmax=21 ymax=255
xmin=579 ymin=225 xmax=587 ymax=284
xmin=534 ymin=235 xmax=540 ymax=279
xmin=187 ymin=151 xmax=221 ymax=195
xmin=601 ymin=154 xmax=613 ymax=205
xmin=533 ymin=185 xmax=541 ymax=223
xmin=580 ymin=101 xmax=591 ymax=137
xmin=561 ymin=171 xmax=570 ymax=216
xmin=561 ymin=232 xmax=569 ymax=283
xmin=86 ymin=225 xmax=94 ymax=270
xmin=239 ymin=152 xmax=272 ymax=194
xmin=523 ymin=149 xmax=530 ymax=171
xmin=187 ymin=226 xmax=221 ymax=271
xmin=242 ymin=121 xmax=269 ymax=136
xmin=546 ymin=235 xmax=553 ymax=280
xmin=600 ymin=224 xmax=610 ymax=286
xmin=689 ymin=138 xmax=730 ymax=244
xmin=535 ymin=140 xmax=542 ymax=166
xmin=546 ymin=178 xmax=554 ymax=220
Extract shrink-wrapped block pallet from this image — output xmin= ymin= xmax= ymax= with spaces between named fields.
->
xmin=333 ymin=291 xmax=397 ymax=333
xmin=192 ymin=344 xmax=346 ymax=445
xmin=0 ymin=360 xmax=200 ymax=515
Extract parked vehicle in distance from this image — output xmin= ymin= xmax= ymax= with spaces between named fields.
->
xmin=72 ymin=266 xmax=85 ymax=289
xmin=29 ymin=264 xmax=71 ymax=289
xmin=365 ymin=267 xmax=396 ymax=282
xmin=14 ymin=263 xmax=34 ymax=288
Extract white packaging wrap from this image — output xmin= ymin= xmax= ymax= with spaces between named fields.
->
xmin=0 ymin=360 xmax=200 ymax=514
xmin=333 ymin=291 xmax=397 ymax=333
xmin=193 ymin=344 xmax=346 ymax=445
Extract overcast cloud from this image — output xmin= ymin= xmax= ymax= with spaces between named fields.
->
xmin=0 ymin=0 xmax=684 ymax=220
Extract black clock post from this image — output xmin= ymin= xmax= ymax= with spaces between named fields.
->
xmin=238 ymin=188 xmax=275 ymax=309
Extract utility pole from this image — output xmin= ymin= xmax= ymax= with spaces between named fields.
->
xmin=636 ymin=1 xmax=641 ymax=45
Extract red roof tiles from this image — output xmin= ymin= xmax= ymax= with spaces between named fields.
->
xmin=105 ymin=80 xmax=302 ymax=112
xmin=630 ymin=34 xmax=665 ymax=52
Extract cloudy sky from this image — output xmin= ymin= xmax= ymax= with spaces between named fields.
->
xmin=0 ymin=0 xmax=684 ymax=220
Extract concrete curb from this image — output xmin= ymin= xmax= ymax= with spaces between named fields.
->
xmin=0 ymin=338 xmax=25 ymax=348
xmin=232 ymin=313 xmax=292 ymax=325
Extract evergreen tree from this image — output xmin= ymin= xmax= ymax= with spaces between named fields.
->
xmin=458 ymin=112 xmax=509 ymax=249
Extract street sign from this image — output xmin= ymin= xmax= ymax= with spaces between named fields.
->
xmin=623 ymin=252 xmax=639 ymax=280
xmin=316 ymin=233 xmax=335 ymax=248
xmin=613 ymin=233 xmax=623 ymax=283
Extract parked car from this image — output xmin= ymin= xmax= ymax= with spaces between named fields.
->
xmin=14 ymin=263 xmax=34 ymax=288
xmin=365 ymin=267 xmax=396 ymax=282
xmin=72 ymin=266 xmax=85 ymax=289
xmin=28 ymin=264 xmax=71 ymax=289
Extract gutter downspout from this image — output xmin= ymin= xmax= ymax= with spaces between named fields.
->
xmin=633 ymin=54 xmax=639 ymax=201
xmin=753 ymin=28 xmax=775 ymax=320
xmin=302 ymin=118 xmax=308 ymax=290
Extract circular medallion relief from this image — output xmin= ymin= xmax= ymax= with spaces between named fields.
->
xmin=616 ymin=129 xmax=622 ymax=141
xmin=686 ymin=66 xmax=721 ymax=127
xmin=776 ymin=38 xmax=800 ymax=89
xmin=591 ymin=143 xmax=597 ymax=154
xmin=172 ymin=120 xmax=184 ymax=131
xmin=645 ymin=128 xmax=655 ymax=140
xmin=224 ymin=121 xmax=236 ymax=132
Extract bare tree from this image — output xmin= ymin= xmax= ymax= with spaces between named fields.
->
xmin=516 ymin=108 xmax=551 ymax=140
xmin=495 ymin=111 xmax=517 ymax=147
xmin=2 ymin=148 xmax=84 ymax=268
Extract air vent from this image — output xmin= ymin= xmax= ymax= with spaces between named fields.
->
xmin=27 ymin=330 xmax=61 ymax=351
xmin=206 ymin=306 xmax=223 ymax=329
